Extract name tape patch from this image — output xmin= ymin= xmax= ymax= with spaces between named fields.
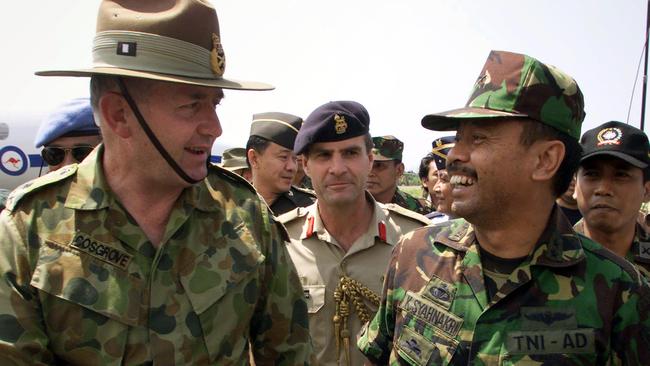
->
xmin=506 ymin=329 xmax=595 ymax=355
xmin=399 ymin=291 xmax=463 ymax=338
xmin=70 ymin=232 xmax=132 ymax=270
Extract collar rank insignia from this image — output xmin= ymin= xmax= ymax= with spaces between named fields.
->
xmin=334 ymin=114 xmax=347 ymax=134
xmin=210 ymin=33 xmax=226 ymax=76
xmin=596 ymin=127 xmax=622 ymax=146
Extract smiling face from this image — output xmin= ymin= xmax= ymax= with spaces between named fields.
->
xmin=446 ymin=119 xmax=535 ymax=224
xmin=433 ymin=169 xmax=453 ymax=214
xmin=304 ymin=135 xmax=373 ymax=208
xmin=250 ymin=141 xmax=297 ymax=199
xmin=576 ymin=156 xmax=650 ymax=234
xmin=124 ymin=79 xmax=224 ymax=185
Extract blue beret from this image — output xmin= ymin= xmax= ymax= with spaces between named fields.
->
xmin=294 ymin=101 xmax=369 ymax=154
xmin=431 ymin=136 xmax=455 ymax=170
xmin=34 ymin=97 xmax=100 ymax=148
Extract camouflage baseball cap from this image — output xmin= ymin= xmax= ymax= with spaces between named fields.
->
xmin=421 ymin=50 xmax=585 ymax=140
xmin=372 ymin=135 xmax=403 ymax=161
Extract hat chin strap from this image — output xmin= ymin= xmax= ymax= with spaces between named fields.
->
xmin=116 ymin=78 xmax=203 ymax=185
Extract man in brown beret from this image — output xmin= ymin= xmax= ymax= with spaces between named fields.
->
xmin=246 ymin=112 xmax=315 ymax=215
xmin=0 ymin=1 xmax=312 ymax=364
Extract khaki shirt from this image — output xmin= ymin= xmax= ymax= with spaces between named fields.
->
xmin=278 ymin=195 xmax=429 ymax=366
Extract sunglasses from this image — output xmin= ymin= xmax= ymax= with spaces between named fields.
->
xmin=41 ymin=146 xmax=95 ymax=166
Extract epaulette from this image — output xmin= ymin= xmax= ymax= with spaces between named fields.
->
xmin=384 ymin=202 xmax=431 ymax=225
xmin=291 ymin=185 xmax=316 ymax=197
xmin=277 ymin=206 xmax=309 ymax=224
xmin=5 ymin=164 xmax=79 ymax=212
xmin=208 ymin=163 xmax=256 ymax=193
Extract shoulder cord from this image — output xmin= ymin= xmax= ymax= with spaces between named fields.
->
xmin=333 ymin=276 xmax=380 ymax=366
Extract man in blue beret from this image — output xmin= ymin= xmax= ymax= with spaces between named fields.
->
xmin=34 ymin=97 xmax=102 ymax=172
xmin=277 ymin=100 xmax=429 ymax=366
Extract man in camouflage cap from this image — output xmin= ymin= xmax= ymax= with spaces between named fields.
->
xmin=0 ymin=1 xmax=312 ymax=364
xmin=219 ymin=147 xmax=252 ymax=181
xmin=574 ymin=121 xmax=650 ymax=278
xmin=278 ymin=101 xmax=429 ymax=366
xmin=246 ymin=112 xmax=315 ymax=216
xmin=367 ymin=135 xmax=432 ymax=215
xmin=358 ymin=50 xmax=650 ymax=364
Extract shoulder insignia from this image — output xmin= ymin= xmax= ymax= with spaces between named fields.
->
xmin=208 ymin=163 xmax=256 ymax=193
xmin=292 ymin=185 xmax=316 ymax=197
xmin=385 ymin=202 xmax=431 ymax=225
xmin=277 ymin=206 xmax=309 ymax=224
xmin=5 ymin=164 xmax=79 ymax=212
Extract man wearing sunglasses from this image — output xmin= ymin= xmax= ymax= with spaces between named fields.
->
xmin=34 ymin=97 xmax=102 ymax=173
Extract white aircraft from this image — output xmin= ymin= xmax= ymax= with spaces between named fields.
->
xmin=0 ymin=110 xmax=232 ymax=191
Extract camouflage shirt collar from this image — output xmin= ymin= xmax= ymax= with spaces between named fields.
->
xmin=436 ymin=206 xmax=586 ymax=267
xmin=65 ymin=144 xmax=217 ymax=212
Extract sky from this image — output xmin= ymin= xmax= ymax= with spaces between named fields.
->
xmin=1 ymin=0 xmax=647 ymax=170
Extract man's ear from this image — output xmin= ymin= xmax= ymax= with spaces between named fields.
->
xmin=247 ymin=149 xmax=259 ymax=170
xmin=396 ymin=162 xmax=405 ymax=177
xmin=99 ymin=92 xmax=132 ymax=138
xmin=531 ymin=140 xmax=565 ymax=182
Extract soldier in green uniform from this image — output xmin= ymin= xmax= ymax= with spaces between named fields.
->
xmin=0 ymin=1 xmax=312 ymax=365
xmin=246 ymin=112 xmax=316 ymax=216
xmin=279 ymin=101 xmax=430 ymax=366
xmin=367 ymin=135 xmax=432 ymax=215
xmin=219 ymin=147 xmax=252 ymax=182
xmin=574 ymin=121 xmax=650 ymax=278
xmin=358 ymin=50 xmax=650 ymax=365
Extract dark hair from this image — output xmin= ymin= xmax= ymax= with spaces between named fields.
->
xmin=303 ymin=132 xmax=374 ymax=158
xmin=419 ymin=153 xmax=435 ymax=180
xmin=90 ymin=75 xmax=119 ymax=109
xmin=245 ymin=135 xmax=271 ymax=166
xmin=519 ymin=119 xmax=582 ymax=197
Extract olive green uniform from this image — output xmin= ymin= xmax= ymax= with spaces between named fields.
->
xmin=358 ymin=208 xmax=650 ymax=365
xmin=278 ymin=195 xmax=429 ymax=366
xmin=391 ymin=188 xmax=432 ymax=216
xmin=0 ymin=146 xmax=312 ymax=365
xmin=574 ymin=219 xmax=650 ymax=279
xmin=270 ymin=186 xmax=316 ymax=216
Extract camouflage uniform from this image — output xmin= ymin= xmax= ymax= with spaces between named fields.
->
xmin=574 ymin=220 xmax=650 ymax=279
xmin=358 ymin=208 xmax=650 ymax=365
xmin=0 ymin=146 xmax=312 ymax=365
xmin=279 ymin=195 xmax=429 ymax=366
xmin=391 ymin=188 xmax=432 ymax=216
xmin=270 ymin=185 xmax=316 ymax=216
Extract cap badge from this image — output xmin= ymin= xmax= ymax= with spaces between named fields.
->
xmin=210 ymin=33 xmax=226 ymax=77
xmin=334 ymin=114 xmax=348 ymax=135
xmin=596 ymin=127 xmax=622 ymax=146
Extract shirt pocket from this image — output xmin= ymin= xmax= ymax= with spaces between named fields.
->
xmin=303 ymin=284 xmax=325 ymax=314
xmin=179 ymin=226 xmax=265 ymax=362
xmin=30 ymin=241 xmax=145 ymax=363
xmin=395 ymin=322 xmax=459 ymax=366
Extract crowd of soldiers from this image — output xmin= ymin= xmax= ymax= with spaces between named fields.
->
xmin=1 ymin=0 xmax=649 ymax=365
